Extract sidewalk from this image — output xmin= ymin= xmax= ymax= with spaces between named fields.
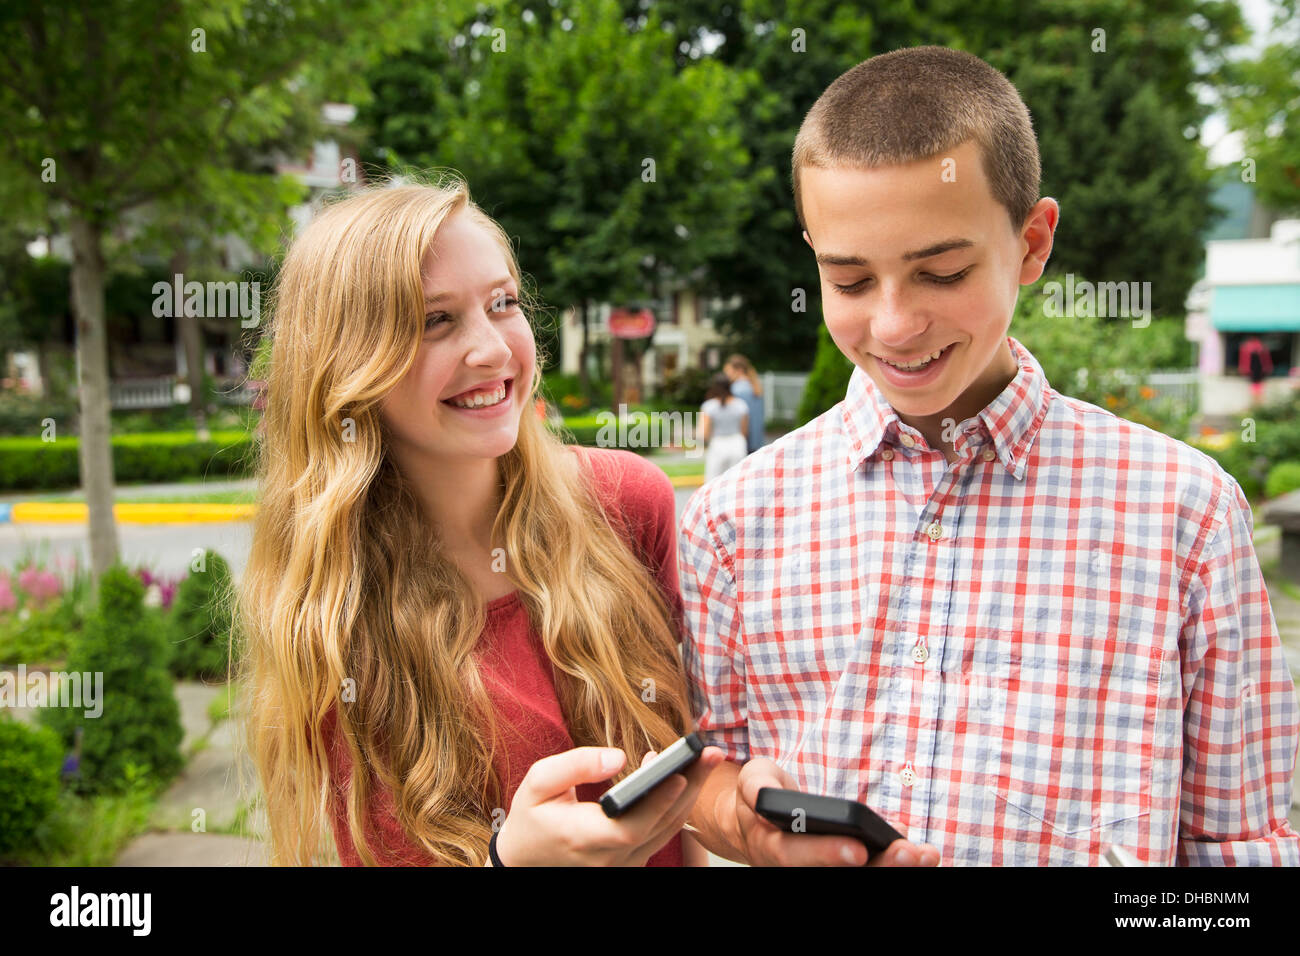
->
xmin=115 ymin=681 xmax=268 ymax=866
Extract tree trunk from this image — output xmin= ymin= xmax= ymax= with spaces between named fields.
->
xmin=577 ymin=299 xmax=590 ymax=397
xmin=172 ymin=248 xmax=207 ymax=432
xmin=68 ymin=212 xmax=119 ymax=583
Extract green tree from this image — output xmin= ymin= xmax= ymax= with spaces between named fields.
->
xmin=641 ymin=0 xmax=1244 ymax=365
xmin=38 ymin=566 xmax=184 ymax=796
xmin=0 ymin=0 xmax=448 ymax=581
xmin=360 ymin=0 xmax=758 ymax=393
xmin=1221 ymin=23 xmax=1300 ymax=213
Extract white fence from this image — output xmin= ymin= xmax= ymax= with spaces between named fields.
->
xmin=761 ymin=371 xmax=808 ymax=424
xmin=1073 ymin=368 xmax=1199 ymax=411
xmin=108 ymin=377 xmax=258 ymax=409
xmin=109 ymin=377 xmax=176 ymax=409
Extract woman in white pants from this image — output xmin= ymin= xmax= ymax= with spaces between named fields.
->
xmin=699 ymin=374 xmax=749 ymax=484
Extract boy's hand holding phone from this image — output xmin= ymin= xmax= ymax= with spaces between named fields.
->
xmin=725 ymin=756 xmax=941 ymax=866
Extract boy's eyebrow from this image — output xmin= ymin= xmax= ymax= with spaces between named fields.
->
xmin=816 ymin=238 xmax=975 ymax=267
xmin=425 ymin=275 xmax=515 ymax=304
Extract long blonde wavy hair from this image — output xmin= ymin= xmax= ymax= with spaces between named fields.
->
xmin=236 ymin=174 xmax=693 ymax=866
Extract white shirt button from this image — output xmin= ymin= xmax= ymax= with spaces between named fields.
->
xmin=900 ymin=762 xmax=916 ymax=787
xmin=881 ymin=448 xmax=895 ymax=461
xmin=925 ymin=521 xmax=943 ymax=541
xmin=981 ymin=447 xmax=996 ymax=461
xmin=911 ymin=644 xmax=929 ymax=663
xmin=899 ymin=433 xmax=916 ymax=448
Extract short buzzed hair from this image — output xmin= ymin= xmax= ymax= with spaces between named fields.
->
xmin=792 ymin=46 xmax=1041 ymax=233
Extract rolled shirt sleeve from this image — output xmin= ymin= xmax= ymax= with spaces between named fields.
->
xmin=678 ymin=487 xmax=750 ymax=762
xmin=1177 ymin=479 xmax=1300 ymax=865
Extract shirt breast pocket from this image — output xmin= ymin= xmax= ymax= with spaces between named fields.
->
xmin=988 ymin=639 xmax=1163 ymax=842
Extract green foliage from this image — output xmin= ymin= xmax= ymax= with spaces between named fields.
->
xmin=658 ymin=366 xmax=714 ymax=409
xmin=2 ymin=763 xmax=159 ymax=866
xmin=0 ymin=391 xmax=78 ymax=438
xmin=167 ymin=551 xmax=235 ymax=681
xmin=797 ymin=323 xmax=855 ymax=425
xmin=1192 ymin=438 xmax=1268 ymax=502
xmin=1010 ymin=274 xmax=1193 ymax=414
xmin=1265 ymin=462 xmax=1300 ymax=501
xmin=37 ymin=566 xmax=184 ymax=796
xmin=0 ymin=717 xmax=63 ymax=857
xmin=1222 ymin=37 xmax=1300 ymax=214
xmin=647 ymin=0 xmax=1240 ymax=369
xmin=360 ymin=0 xmax=758 ymax=366
xmin=0 ymin=430 xmax=254 ymax=491
xmin=0 ymin=600 xmax=80 ymax=668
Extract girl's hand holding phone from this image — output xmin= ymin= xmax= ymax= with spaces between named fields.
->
xmin=493 ymin=744 xmax=725 ymax=866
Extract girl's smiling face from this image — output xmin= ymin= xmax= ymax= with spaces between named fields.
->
xmin=800 ymin=138 xmax=1057 ymax=425
xmin=379 ymin=210 xmax=535 ymax=465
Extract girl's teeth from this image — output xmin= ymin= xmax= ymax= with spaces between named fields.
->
xmin=451 ymin=385 xmax=506 ymax=407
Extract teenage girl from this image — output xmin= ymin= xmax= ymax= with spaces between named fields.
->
xmin=238 ymin=176 xmax=722 ymax=866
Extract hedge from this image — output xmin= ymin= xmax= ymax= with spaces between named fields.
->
xmin=0 ymin=431 xmax=255 ymax=491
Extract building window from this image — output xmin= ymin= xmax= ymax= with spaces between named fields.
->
xmin=1224 ymin=332 xmax=1294 ymax=377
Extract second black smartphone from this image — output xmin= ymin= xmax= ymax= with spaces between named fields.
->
xmin=754 ymin=787 xmax=904 ymax=857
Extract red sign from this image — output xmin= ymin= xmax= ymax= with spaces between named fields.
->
xmin=607 ymin=307 xmax=656 ymax=339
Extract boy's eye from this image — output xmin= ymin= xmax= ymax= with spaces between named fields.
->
xmin=830 ymin=267 xmax=973 ymax=294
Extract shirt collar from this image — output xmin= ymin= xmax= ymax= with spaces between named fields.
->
xmin=840 ymin=335 xmax=1052 ymax=480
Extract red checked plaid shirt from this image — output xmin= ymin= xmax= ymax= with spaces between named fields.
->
xmin=678 ymin=335 xmax=1300 ymax=865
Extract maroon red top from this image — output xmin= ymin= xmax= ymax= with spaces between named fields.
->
xmin=322 ymin=446 xmax=686 ymax=866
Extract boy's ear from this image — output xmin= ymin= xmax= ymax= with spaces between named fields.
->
xmin=802 ymin=229 xmax=813 ymax=249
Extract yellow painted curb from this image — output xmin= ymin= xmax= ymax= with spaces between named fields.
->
xmin=10 ymin=502 xmax=259 ymax=524
xmin=668 ymin=474 xmax=704 ymax=489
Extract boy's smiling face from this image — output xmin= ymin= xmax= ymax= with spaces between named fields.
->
xmin=800 ymin=138 xmax=1058 ymax=451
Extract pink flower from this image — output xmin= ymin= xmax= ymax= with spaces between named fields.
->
xmin=0 ymin=575 xmax=16 ymax=614
xmin=17 ymin=566 xmax=62 ymax=608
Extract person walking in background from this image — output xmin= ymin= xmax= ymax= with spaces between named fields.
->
xmin=724 ymin=355 xmax=765 ymax=454
xmin=699 ymin=374 xmax=749 ymax=484
xmin=1238 ymin=336 xmax=1273 ymax=406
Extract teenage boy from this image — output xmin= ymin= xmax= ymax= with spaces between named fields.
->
xmin=679 ymin=45 xmax=1299 ymax=866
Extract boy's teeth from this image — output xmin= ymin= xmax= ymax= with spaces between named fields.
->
xmin=884 ymin=347 xmax=945 ymax=370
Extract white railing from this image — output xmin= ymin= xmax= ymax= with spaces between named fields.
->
xmin=761 ymin=371 xmax=808 ymax=424
xmin=109 ymin=377 xmax=176 ymax=409
xmin=1073 ymin=368 xmax=1199 ymax=411
xmin=109 ymin=377 xmax=258 ymax=408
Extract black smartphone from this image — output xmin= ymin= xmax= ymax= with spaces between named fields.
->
xmin=598 ymin=733 xmax=704 ymax=818
xmin=754 ymin=787 xmax=904 ymax=857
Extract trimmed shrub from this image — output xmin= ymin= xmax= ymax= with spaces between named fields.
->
xmin=0 ymin=430 xmax=255 ymax=491
xmin=1265 ymin=461 xmax=1300 ymax=501
xmin=37 ymin=566 xmax=183 ymax=795
xmin=797 ymin=323 xmax=855 ymax=425
xmin=0 ymin=717 xmax=63 ymax=857
xmin=167 ymin=551 xmax=235 ymax=681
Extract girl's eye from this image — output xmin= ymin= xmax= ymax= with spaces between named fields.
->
xmin=830 ymin=267 xmax=973 ymax=295
xmin=492 ymin=296 xmax=520 ymax=313
xmin=424 ymin=313 xmax=449 ymax=331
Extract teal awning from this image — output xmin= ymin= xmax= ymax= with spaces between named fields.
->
xmin=1210 ymin=283 xmax=1300 ymax=332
